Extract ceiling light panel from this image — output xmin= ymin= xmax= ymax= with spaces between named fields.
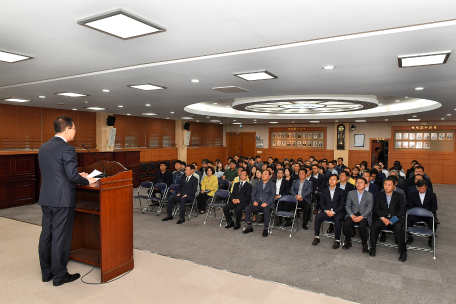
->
xmin=2 ymin=98 xmax=31 ymax=102
xmin=85 ymin=107 xmax=107 ymax=110
xmin=234 ymin=70 xmax=277 ymax=81
xmin=56 ymin=92 xmax=88 ymax=97
xmin=0 ymin=50 xmax=32 ymax=63
xmin=78 ymin=9 xmax=166 ymax=40
xmin=128 ymin=83 xmax=166 ymax=91
xmin=398 ymin=51 xmax=451 ymax=68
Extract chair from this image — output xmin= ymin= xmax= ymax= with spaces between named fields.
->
xmin=320 ymin=220 xmax=336 ymax=239
xmin=270 ymin=195 xmax=298 ymax=237
xmin=133 ymin=181 xmax=153 ymax=210
xmin=218 ymin=179 xmax=230 ymax=190
xmin=171 ymin=189 xmax=199 ymax=221
xmin=139 ymin=163 xmax=149 ymax=181
xmin=341 ymin=223 xmax=371 ymax=250
xmin=406 ymin=207 xmax=436 ymax=259
xmin=163 ymin=183 xmax=179 ymax=216
xmin=148 ymin=161 xmax=157 ymax=181
xmin=204 ymin=190 xmax=231 ymax=226
xmin=143 ymin=183 xmax=168 ymax=215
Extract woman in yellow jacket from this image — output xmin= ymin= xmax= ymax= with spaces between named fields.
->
xmin=197 ymin=166 xmax=218 ymax=214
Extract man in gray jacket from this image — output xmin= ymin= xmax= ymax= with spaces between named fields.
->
xmin=243 ymin=170 xmax=276 ymax=237
xmin=342 ymin=177 xmax=373 ymax=253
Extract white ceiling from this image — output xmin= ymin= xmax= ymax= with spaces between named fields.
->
xmin=1 ymin=0 xmax=456 ymax=124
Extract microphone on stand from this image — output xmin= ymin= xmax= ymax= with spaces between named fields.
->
xmin=82 ymin=144 xmax=108 ymax=178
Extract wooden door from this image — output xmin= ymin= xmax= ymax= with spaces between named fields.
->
xmin=241 ymin=133 xmax=256 ymax=157
xmin=227 ymin=132 xmax=256 ymax=158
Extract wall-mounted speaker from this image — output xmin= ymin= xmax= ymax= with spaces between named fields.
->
xmin=183 ymin=121 xmax=191 ymax=130
xmin=107 ymin=115 xmax=116 ymax=127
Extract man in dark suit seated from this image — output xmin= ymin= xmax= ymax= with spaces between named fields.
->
xmin=274 ymin=168 xmax=290 ymax=209
xmin=369 ymin=177 xmax=407 ymax=262
xmin=378 ymin=175 xmax=406 ymax=242
xmin=286 ymin=168 xmax=313 ymax=229
xmin=369 ymin=168 xmax=383 ymax=189
xmin=326 ymin=171 xmax=354 ymax=234
xmin=342 ymin=177 xmax=373 ymax=253
xmin=406 ymin=179 xmax=438 ymax=247
xmin=310 ymin=164 xmax=327 ymax=213
xmin=388 ymin=169 xmax=405 ymax=190
xmin=150 ymin=161 xmax=173 ymax=197
xmin=404 ymin=165 xmax=433 ymax=196
xmin=243 ymin=170 xmax=276 ymax=237
xmin=312 ymin=174 xmax=346 ymax=249
xmin=38 ymin=116 xmax=97 ymax=286
xmin=162 ymin=165 xmax=198 ymax=224
xmin=363 ymin=170 xmax=379 ymax=198
xmin=224 ymin=170 xmax=252 ymax=230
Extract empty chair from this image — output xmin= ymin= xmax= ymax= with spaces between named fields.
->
xmin=139 ymin=163 xmax=149 ymax=181
xmin=204 ymin=190 xmax=231 ymax=226
xmin=145 ymin=182 xmax=168 ymax=215
xmin=271 ymin=195 xmax=299 ymax=237
xmin=406 ymin=207 xmax=436 ymax=259
xmin=133 ymin=181 xmax=153 ymax=210
xmin=218 ymin=179 xmax=230 ymax=191
xmin=148 ymin=161 xmax=157 ymax=181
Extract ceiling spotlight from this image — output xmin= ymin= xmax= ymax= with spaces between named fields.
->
xmin=145 ymin=104 xmax=151 ymax=106
xmin=39 ymin=96 xmax=46 ymax=98
xmin=441 ymin=118 xmax=445 ymax=120
xmin=77 ymin=9 xmax=166 ymax=40
xmin=72 ymin=109 xmax=77 ymax=111
xmin=335 ymin=120 xmax=339 ymax=122
xmin=407 ymin=119 xmax=420 ymax=121
xmin=181 ymin=117 xmax=193 ymax=119
xmin=85 ymin=107 xmax=107 ymax=110
xmin=234 ymin=70 xmax=277 ymax=81
xmin=322 ymin=65 xmax=335 ymax=70
xmin=57 ymin=103 xmax=65 ymax=105
xmin=213 ymin=103 xmax=218 ymax=104
xmin=447 ymin=114 xmax=452 ymax=116
xmin=220 ymin=122 xmax=223 ymax=124
xmin=102 ymin=89 xmax=110 ymax=92
xmin=191 ymin=79 xmax=200 ymax=83
xmin=170 ymin=112 xmax=174 ymax=114
xmin=84 ymin=101 xmax=89 ymax=104
xmin=166 ymin=117 xmax=169 ymax=119
xmin=412 ymin=115 xmax=417 ymax=117
xmin=2 ymin=98 xmax=31 ymax=102
xmin=405 ymin=96 xmax=409 ymax=98
xmin=127 ymin=114 xmax=131 ymax=115
xmin=118 ymin=105 xmax=123 ymax=107
xmin=142 ymin=113 xmax=157 ymax=115
xmin=254 ymin=122 xmax=257 ymax=123
xmin=415 ymin=87 xmax=424 ymax=90
xmin=56 ymin=92 xmax=88 ymax=97
xmin=210 ymin=120 xmax=221 ymax=122
xmin=0 ymin=49 xmax=33 ymax=63
xmin=196 ymin=120 xmax=199 ymax=122
xmin=233 ymin=122 xmax=242 ymax=124
xmin=310 ymin=121 xmax=320 ymax=123
xmin=269 ymin=122 xmax=279 ymax=124
xmin=398 ymin=51 xmax=451 ymax=68
xmin=128 ymin=83 xmax=166 ymax=91
xmin=355 ymin=120 xmax=366 ymax=122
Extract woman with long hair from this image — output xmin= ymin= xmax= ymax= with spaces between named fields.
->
xmin=214 ymin=161 xmax=225 ymax=178
xmin=250 ymin=168 xmax=262 ymax=188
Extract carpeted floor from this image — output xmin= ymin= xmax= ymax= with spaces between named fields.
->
xmin=1 ymin=184 xmax=454 ymax=304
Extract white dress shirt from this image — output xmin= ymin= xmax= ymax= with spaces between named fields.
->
xmin=276 ymin=178 xmax=283 ymax=195
xmin=419 ymin=192 xmax=426 ymax=204
xmin=54 ymin=135 xmax=67 ymax=142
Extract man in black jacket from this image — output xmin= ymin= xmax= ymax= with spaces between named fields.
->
xmin=369 ymin=177 xmax=407 ymax=262
xmin=312 ymin=175 xmax=346 ymax=249
xmin=404 ymin=165 xmax=433 ymax=196
xmin=151 ymin=161 xmax=173 ymax=197
xmin=163 ymin=165 xmax=198 ymax=224
xmin=326 ymin=171 xmax=355 ymax=234
xmin=224 ymin=170 xmax=252 ymax=230
xmin=406 ymin=179 xmax=438 ymax=247
xmin=310 ymin=164 xmax=327 ymax=211
xmin=38 ymin=116 xmax=97 ymax=286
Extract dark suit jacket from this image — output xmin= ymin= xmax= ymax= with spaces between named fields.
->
xmin=251 ymin=180 xmax=276 ymax=207
xmin=320 ymin=187 xmax=346 ymax=215
xmin=373 ymin=177 xmax=383 ymax=189
xmin=290 ymin=179 xmax=312 ymax=203
xmin=336 ymin=182 xmax=355 ymax=201
xmin=367 ymin=183 xmax=379 ymax=198
xmin=407 ymin=189 xmax=437 ymax=215
xmin=155 ymin=170 xmax=173 ymax=186
xmin=310 ymin=174 xmax=327 ymax=193
xmin=178 ymin=175 xmax=198 ymax=199
xmin=373 ymin=191 xmax=406 ymax=222
xmin=38 ymin=137 xmax=89 ymax=208
xmin=229 ymin=181 xmax=252 ymax=205
xmin=273 ymin=178 xmax=290 ymax=196
xmin=404 ymin=176 xmax=433 ymax=196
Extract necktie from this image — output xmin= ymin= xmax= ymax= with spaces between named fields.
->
xmin=185 ymin=177 xmax=189 ymax=184
xmin=239 ymin=182 xmax=243 ymax=190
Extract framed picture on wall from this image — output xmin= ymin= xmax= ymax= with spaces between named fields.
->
xmin=416 ymin=133 xmax=423 ymax=140
xmin=272 ymin=141 xmax=276 ymax=147
xmin=272 ymin=133 xmax=276 ymax=139
xmin=396 ymin=133 xmax=402 ymax=140
xmin=313 ymin=141 xmax=318 ymax=147
xmin=292 ymin=141 xmax=296 ymax=147
xmin=277 ymin=133 xmax=281 ymax=139
xmin=424 ymin=142 xmax=430 ymax=148
xmin=403 ymin=133 xmax=409 ymax=140
xmin=318 ymin=133 xmax=324 ymax=139
xmin=297 ymin=133 xmax=301 ymax=139
xmin=402 ymin=142 xmax=409 ymax=148
xmin=439 ymin=133 xmax=445 ymax=140
xmin=308 ymin=133 xmax=312 ymax=139
xmin=287 ymin=141 xmax=291 ymax=146
xmin=282 ymin=133 xmax=287 ymax=138
xmin=282 ymin=141 xmax=286 ymax=146
xmin=318 ymin=141 xmax=323 ymax=147
xmin=423 ymin=133 xmax=430 ymax=140
xmin=255 ymin=135 xmax=260 ymax=140
xmin=447 ymin=133 xmax=453 ymax=140
xmin=276 ymin=141 xmax=281 ymax=146
xmin=287 ymin=133 xmax=291 ymax=139
xmin=308 ymin=141 xmax=312 ymax=147
xmin=297 ymin=141 xmax=302 ymax=147
xmin=409 ymin=133 xmax=416 ymax=140
xmin=313 ymin=133 xmax=318 ymax=139
xmin=354 ymin=134 xmax=365 ymax=147
xmin=302 ymin=141 xmax=307 ymax=147
xmin=395 ymin=141 xmax=401 ymax=149
xmin=292 ymin=133 xmax=296 ymax=139
xmin=431 ymin=133 xmax=438 ymax=140
xmin=416 ymin=142 xmax=423 ymax=149
xmin=302 ymin=133 xmax=307 ymax=139
xmin=409 ymin=142 xmax=416 ymax=148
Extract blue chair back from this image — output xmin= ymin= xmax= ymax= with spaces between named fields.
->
xmin=140 ymin=181 xmax=153 ymax=188
xmin=169 ymin=184 xmax=180 ymax=191
xmin=154 ymin=183 xmax=167 ymax=190
xmin=278 ymin=195 xmax=297 ymax=204
xmin=219 ymin=179 xmax=230 ymax=186
xmin=215 ymin=190 xmax=230 ymax=198
xmin=407 ymin=207 xmax=433 ymax=217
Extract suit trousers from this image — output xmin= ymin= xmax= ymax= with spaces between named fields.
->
xmin=223 ymin=202 xmax=248 ymax=224
xmin=284 ymin=200 xmax=311 ymax=225
xmin=168 ymin=195 xmax=193 ymax=218
xmin=38 ymin=206 xmax=76 ymax=283
xmin=343 ymin=217 xmax=369 ymax=245
xmin=245 ymin=205 xmax=272 ymax=228
xmin=314 ymin=211 xmax=346 ymax=240
xmin=197 ymin=193 xmax=211 ymax=212
xmin=407 ymin=215 xmax=437 ymax=231
xmin=370 ymin=219 xmax=407 ymax=253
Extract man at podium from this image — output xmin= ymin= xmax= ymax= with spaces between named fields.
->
xmin=38 ymin=116 xmax=97 ymax=286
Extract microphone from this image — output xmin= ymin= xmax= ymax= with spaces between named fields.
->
xmin=82 ymin=144 xmax=108 ymax=178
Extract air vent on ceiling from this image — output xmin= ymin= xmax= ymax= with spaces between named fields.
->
xmin=212 ymin=86 xmax=249 ymax=93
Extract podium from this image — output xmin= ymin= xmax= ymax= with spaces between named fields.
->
xmin=70 ymin=160 xmax=134 ymax=283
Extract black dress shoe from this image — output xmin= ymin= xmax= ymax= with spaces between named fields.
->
xmin=406 ymin=236 xmax=414 ymax=244
xmin=327 ymin=224 xmax=334 ymax=234
xmin=176 ymin=218 xmax=185 ymax=224
xmin=399 ymin=252 xmax=407 ymax=262
xmin=233 ymin=223 xmax=241 ymax=230
xmin=162 ymin=215 xmax=173 ymax=221
xmin=262 ymin=229 xmax=268 ymax=237
xmin=42 ymin=274 xmax=53 ymax=282
xmin=225 ymin=221 xmax=234 ymax=229
xmin=243 ymin=226 xmax=253 ymax=234
xmin=303 ymin=223 xmax=308 ymax=230
xmin=258 ymin=216 xmax=264 ymax=224
xmin=312 ymin=238 xmax=320 ymax=246
xmin=332 ymin=241 xmax=340 ymax=249
xmin=369 ymin=248 xmax=376 ymax=257
xmin=380 ymin=232 xmax=386 ymax=242
xmin=362 ymin=244 xmax=369 ymax=254
xmin=342 ymin=243 xmax=351 ymax=250
xmin=53 ymin=273 xmax=80 ymax=287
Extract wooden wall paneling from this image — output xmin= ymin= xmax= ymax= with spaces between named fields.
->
xmin=0 ymin=105 xmax=17 ymax=150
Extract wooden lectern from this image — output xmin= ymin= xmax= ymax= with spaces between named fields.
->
xmin=71 ymin=160 xmax=134 ymax=283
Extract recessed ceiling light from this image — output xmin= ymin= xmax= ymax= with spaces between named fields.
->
xmin=2 ymin=98 xmax=31 ymax=102
xmin=220 ymin=122 xmax=223 ymax=124
xmin=77 ymin=9 xmax=166 ymax=40
xmin=213 ymin=103 xmax=218 ymax=104
xmin=72 ymin=109 xmax=77 ymax=111
xmin=253 ymin=119 xmax=257 ymax=121
xmin=85 ymin=107 xmax=107 ymax=110
xmin=254 ymin=122 xmax=257 ymax=123
xmin=210 ymin=120 xmax=221 ymax=122
xmin=269 ymin=122 xmax=279 ymax=124
xmin=118 ymin=105 xmax=123 ymax=107
xmin=415 ymin=87 xmax=424 ymax=90
xmin=0 ymin=49 xmax=33 ymax=63
xmin=234 ymin=70 xmax=277 ymax=81
xmin=170 ymin=112 xmax=174 ymax=114
xmin=196 ymin=120 xmax=199 ymax=122
xmin=102 ymin=89 xmax=110 ymax=92
xmin=441 ymin=118 xmax=445 ymax=120
xmin=233 ymin=122 xmax=242 ymax=124
xmin=355 ymin=120 xmax=366 ymax=122
xmin=447 ymin=113 xmax=451 ymax=116
xmin=127 ymin=114 xmax=131 ymax=115
xmin=56 ymin=92 xmax=88 ymax=97
xmin=181 ymin=117 xmax=193 ymax=119
xmin=385 ymin=119 xmax=388 ymax=121
xmin=398 ymin=51 xmax=451 ymax=68
xmin=322 ymin=65 xmax=335 ymax=70
xmin=309 ymin=121 xmax=320 ymax=123
xmin=407 ymin=118 xmax=420 ymax=121
xmin=405 ymin=96 xmax=409 ymax=98
xmin=166 ymin=117 xmax=169 ymax=119
xmin=128 ymin=83 xmax=166 ymax=91
xmin=335 ymin=120 xmax=339 ymax=122
xmin=233 ymin=120 xmax=236 ymax=121
xmin=145 ymin=104 xmax=151 ymax=106
xmin=39 ymin=96 xmax=46 ymax=98
xmin=412 ymin=115 xmax=417 ymax=117
xmin=191 ymin=79 xmax=200 ymax=83
xmin=395 ymin=100 xmax=400 ymax=102
xmin=142 ymin=113 xmax=157 ymax=115
xmin=57 ymin=103 xmax=65 ymax=105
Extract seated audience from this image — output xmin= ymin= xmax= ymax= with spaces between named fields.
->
xmin=405 ymin=165 xmax=433 ymax=196
xmin=224 ymin=170 xmax=253 ymax=230
xmin=343 ymin=167 xmax=356 ymax=185
xmin=342 ymin=177 xmax=373 ymax=253
xmin=162 ymin=165 xmax=198 ymax=224
xmin=170 ymin=160 xmax=185 ymax=196
xmin=363 ymin=170 xmax=379 ymax=198
xmin=312 ymin=174 xmax=346 ymax=249
xmin=378 ymin=162 xmax=389 ymax=178
xmin=254 ymin=155 xmax=263 ymax=169
xmin=197 ymin=167 xmax=218 ymax=214
xmin=369 ymin=177 xmax=407 ymax=262
xmin=250 ymin=168 xmax=262 ymax=188
xmin=337 ymin=157 xmax=347 ymax=170
xmin=150 ymin=161 xmax=173 ymax=197
xmin=230 ymin=167 xmax=249 ymax=192
xmin=388 ymin=169 xmax=404 ymax=190
xmin=369 ymin=169 xmax=383 ymax=189
xmin=214 ymin=161 xmax=225 ymax=178
xmin=223 ymin=160 xmax=238 ymax=182
xmin=284 ymin=167 xmax=296 ymax=185
xmin=274 ymin=169 xmax=290 ymax=200
xmin=351 ymin=167 xmax=361 ymax=181
xmin=289 ymin=168 xmax=313 ymax=229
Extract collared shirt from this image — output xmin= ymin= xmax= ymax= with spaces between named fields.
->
xmin=54 ymin=135 xmax=67 ymax=142
xmin=298 ymin=179 xmax=306 ymax=196
xmin=419 ymin=192 xmax=426 ymax=204
xmin=329 ymin=186 xmax=336 ymax=200
xmin=239 ymin=181 xmax=245 ymax=189
xmin=339 ymin=182 xmax=346 ymax=190
xmin=313 ymin=173 xmax=319 ymax=179
xmin=357 ymin=191 xmax=364 ymax=205
xmin=276 ymin=178 xmax=283 ymax=195
xmin=365 ymin=185 xmax=370 ymax=192
xmin=262 ymin=182 xmax=266 ymax=190
xmin=223 ymin=168 xmax=238 ymax=182
xmin=386 ymin=193 xmax=392 ymax=208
